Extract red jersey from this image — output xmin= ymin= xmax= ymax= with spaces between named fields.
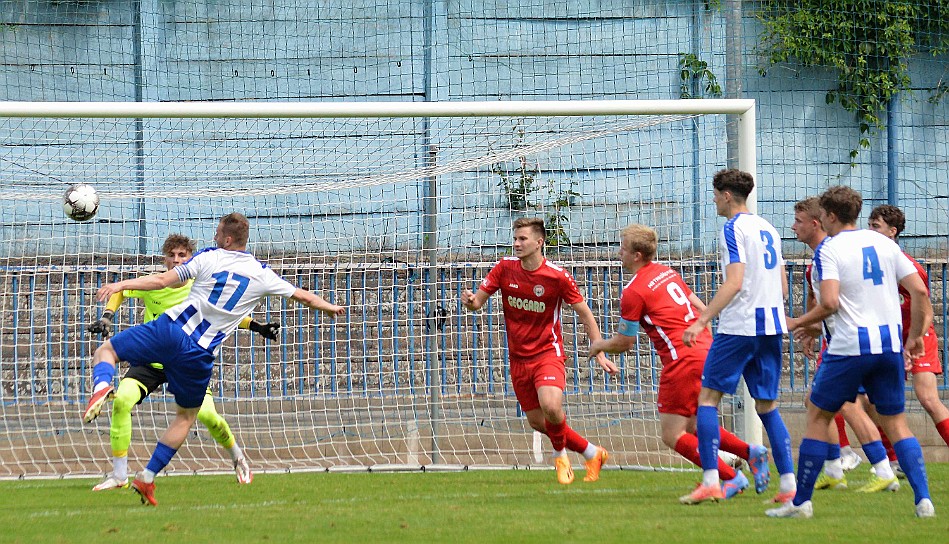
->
xmin=479 ymin=257 xmax=584 ymax=360
xmin=899 ymin=252 xmax=939 ymax=363
xmin=620 ymin=261 xmax=711 ymax=365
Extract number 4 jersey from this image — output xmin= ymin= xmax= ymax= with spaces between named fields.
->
xmin=619 ymin=261 xmax=712 ymax=366
xmin=167 ymin=247 xmax=297 ymax=353
xmin=811 ymin=229 xmax=918 ymax=356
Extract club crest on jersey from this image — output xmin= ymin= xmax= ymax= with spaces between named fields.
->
xmin=533 ymin=285 xmax=545 ymax=297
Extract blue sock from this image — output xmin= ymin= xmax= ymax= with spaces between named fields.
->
xmin=145 ymin=442 xmax=178 ymax=476
xmin=759 ymin=409 xmax=794 ymax=475
xmin=794 ymin=438 xmax=829 ymax=506
xmin=826 ymin=443 xmax=841 ymax=461
xmin=92 ymin=362 xmax=116 ymax=389
xmin=893 ymin=437 xmax=930 ymax=504
xmin=863 ymin=440 xmax=888 ymax=465
xmin=696 ymin=405 xmax=720 ymax=471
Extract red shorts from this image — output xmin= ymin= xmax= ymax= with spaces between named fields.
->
xmin=509 ymin=353 xmax=566 ymax=412
xmin=908 ymin=330 xmax=942 ymax=375
xmin=657 ymin=354 xmax=704 ymax=417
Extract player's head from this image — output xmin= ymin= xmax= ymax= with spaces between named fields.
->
xmin=868 ymin=204 xmax=905 ymax=241
xmin=511 ymin=217 xmax=545 ymax=260
xmin=791 ymin=197 xmax=825 ymax=246
xmin=711 ymin=169 xmax=754 ymax=217
xmin=216 ymin=212 xmax=250 ymax=250
xmin=161 ymin=234 xmax=196 ymax=270
xmin=619 ymin=224 xmax=657 ymax=271
xmin=818 ymin=186 xmax=862 ymax=234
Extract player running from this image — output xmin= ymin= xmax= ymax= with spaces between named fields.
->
xmin=84 ymin=234 xmax=279 ymax=490
xmin=461 ymin=217 xmax=618 ymax=484
xmin=771 ymin=186 xmax=934 ymax=518
xmin=588 ymin=223 xmax=767 ymax=500
xmin=82 ymin=213 xmax=345 ymax=506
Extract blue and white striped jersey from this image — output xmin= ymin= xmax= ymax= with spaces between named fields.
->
xmin=812 ymin=229 xmax=917 ymax=356
xmin=164 ymin=247 xmax=296 ymax=354
xmin=716 ymin=213 xmax=787 ymax=336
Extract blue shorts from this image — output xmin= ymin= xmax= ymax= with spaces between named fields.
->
xmin=109 ymin=315 xmax=216 ymax=409
xmin=702 ymin=333 xmax=783 ymax=400
xmin=810 ymin=351 xmax=905 ymax=416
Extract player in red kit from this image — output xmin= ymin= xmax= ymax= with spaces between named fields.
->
xmin=589 ymin=224 xmax=766 ymax=499
xmin=461 ymin=217 xmax=618 ymax=484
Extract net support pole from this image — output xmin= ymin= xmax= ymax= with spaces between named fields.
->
xmin=738 ymin=103 xmax=764 ymax=445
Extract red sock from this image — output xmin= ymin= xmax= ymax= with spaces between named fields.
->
xmin=563 ymin=425 xmax=590 ymax=454
xmin=878 ymin=426 xmax=897 ymax=461
xmin=717 ymin=427 xmax=750 ymax=459
xmin=835 ymin=414 xmax=850 ymax=447
xmin=544 ymin=419 xmax=567 ymax=452
xmin=936 ymin=418 xmax=949 ymax=448
xmin=674 ymin=434 xmax=736 ymax=480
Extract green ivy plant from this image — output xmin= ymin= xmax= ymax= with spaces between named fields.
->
xmin=492 ymin=155 xmax=537 ymax=211
xmin=679 ymin=53 xmax=723 ymax=99
xmin=543 ymin=180 xmax=580 ymax=251
xmin=757 ymin=0 xmax=949 ymax=159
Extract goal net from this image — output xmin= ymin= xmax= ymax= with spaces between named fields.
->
xmin=0 ymin=99 xmax=756 ymax=478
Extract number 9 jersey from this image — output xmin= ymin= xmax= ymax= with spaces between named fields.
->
xmin=619 ymin=261 xmax=711 ymax=366
xmin=167 ymin=247 xmax=297 ymax=354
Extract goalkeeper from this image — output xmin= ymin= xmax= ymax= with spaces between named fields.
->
xmin=86 ymin=234 xmax=279 ymax=490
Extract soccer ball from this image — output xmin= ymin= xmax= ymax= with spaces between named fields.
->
xmin=63 ymin=183 xmax=99 ymax=222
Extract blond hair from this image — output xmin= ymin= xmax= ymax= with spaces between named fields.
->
xmin=621 ymin=224 xmax=657 ymax=262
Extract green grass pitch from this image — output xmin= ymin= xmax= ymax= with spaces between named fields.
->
xmin=2 ymin=465 xmax=947 ymax=543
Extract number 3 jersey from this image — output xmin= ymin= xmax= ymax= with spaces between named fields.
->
xmin=619 ymin=261 xmax=711 ymax=366
xmin=166 ymin=247 xmax=297 ymax=353
xmin=811 ymin=229 xmax=918 ymax=356
xmin=716 ymin=212 xmax=787 ymax=336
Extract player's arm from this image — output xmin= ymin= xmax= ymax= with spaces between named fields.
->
xmin=461 ymin=288 xmax=491 ymax=312
xmin=571 ymin=301 xmax=619 ymax=376
xmin=781 ymin=262 xmax=789 ymax=299
xmin=682 ymin=262 xmax=744 ymax=346
xmin=86 ymin=291 xmax=126 ymax=338
xmin=290 ymin=288 xmax=345 ymax=318
xmin=899 ymin=272 xmax=934 ymax=358
xmin=787 ymin=278 xmax=839 ymax=332
xmin=96 ymin=269 xmax=180 ymax=302
xmin=792 ymin=285 xmax=822 ymax=358
xmin=589 ymin=325 xmax=637 ymax=357
xmin=238 ymin=316 xmax=281 ymax=340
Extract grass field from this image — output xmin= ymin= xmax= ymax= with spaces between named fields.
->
xmin=2 ymin=464 xmax=947 ymax=543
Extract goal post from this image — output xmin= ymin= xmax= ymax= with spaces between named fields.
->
xmin=0 ymin=99 xmax=761 ymax=478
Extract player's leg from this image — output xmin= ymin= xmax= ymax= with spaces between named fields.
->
xmin=913 ymin=371 xmax=949 ymax=447
xmin=196 ymin=390 xmax=252 ymax=484
xmin=748 ymin=334 xmax=796 ymax=502
xmin=835 ymin=403 xmax=863 ymax=470
xmin=813 ymin=400 xmax=847 ymax=490
xmin=93 ymin=377 xmax=145 ymax=490
xmin=852 ymin=393 xmax=899 ymax=485
xmin=82 ymin=342 xmax=120 ymax=423
xmin=132 ymin=404 xmax=201 ymax=506
xmin=765 ymin=401 xmax=831 ymax=518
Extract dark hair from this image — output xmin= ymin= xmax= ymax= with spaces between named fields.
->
xmin=219 ymin=212 xmax=250 ymax=246
xmin=512 ymin=217 xmax=546 ymax=239
xmin=162 ymin=234 xmax=196 ymax=256
xmin=819 ymin=186 xmax=862 ymax=225
xmin=869 ymin=204 xmax=905 ymax=236
xmin=712 ymin=169 xmax=754 ymax=200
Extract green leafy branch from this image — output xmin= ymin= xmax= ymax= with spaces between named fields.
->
xmin=678 ymin=53 xmax=723 ymax=99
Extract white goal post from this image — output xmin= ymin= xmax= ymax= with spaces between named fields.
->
xmin=0 ymin=99 xmax=761 ymax=479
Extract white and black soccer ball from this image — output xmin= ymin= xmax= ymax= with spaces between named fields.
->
xmin=62 ymin=183 xmax=99 ymax=222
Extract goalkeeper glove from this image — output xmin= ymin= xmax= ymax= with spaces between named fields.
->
xmin=249 ymin=320 xmax=280 ymax=341
xmin=87 ymin=310 xmax=114 ymax=339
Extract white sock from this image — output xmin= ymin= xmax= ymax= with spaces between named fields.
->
xmin=582 ymin=443 xmax=598 ymax=460
xmin=141 ymin=469 xmax=156 ymax=484
xmin=824 ymin=458 xmax=844 ymax=480
xmin=112 ymin=456 xmax=128 ymax=480
xmin=873 ymin=459 xmax=895 ymax=479
xmin=702 ymin=469 xmax=719 ymax=487
xmin=840 ymin=445 xmax=855 ymax=457
xmin=228 ymin=444 xmax=243 ymax=462
xmin=93 ymin=382 xmax=111 ymax=394
xmin=780 ymin=472 xmax=797 ymax=493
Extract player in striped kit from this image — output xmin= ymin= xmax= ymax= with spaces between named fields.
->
xmin=82 ymin=213 xmax=345 ymax=506
xmin=769 ymin=186 xmax=934 ymax=518
xmin=680 ymin=169 xmax=796 ymax=505
xmin=461 ymin=217 xmax=617 ymax=484
xmin=589 ymin=223 xmax=767 ymax=500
